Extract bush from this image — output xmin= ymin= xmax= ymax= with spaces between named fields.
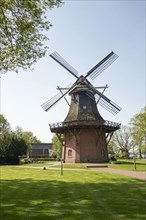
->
xmin=19 ymin=158 xmax=30 ymax=165
xmin=110 ymin=161 xmax=122 ymax=164
xmin=110 ymin=156 xmax=117 ymax=162
xmin=32 ymin=158 xmax=56 ymax=162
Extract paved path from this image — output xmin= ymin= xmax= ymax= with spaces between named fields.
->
xmin=88 ymin=167 xmax=146 ymax=180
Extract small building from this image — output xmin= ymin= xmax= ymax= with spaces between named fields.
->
xmin=29 ymin=143 xmax=53 ymax=158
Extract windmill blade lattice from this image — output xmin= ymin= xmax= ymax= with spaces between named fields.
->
xmin=41 ymin=92 xmax=64 ymax=112
xmin=50 ymin=51 xmax=79 ymax=79
xmin=95 ymin=94 xmax=121 ymax=115
xmin=85 ymin=52 xmax=118 ymax=80
xmin=43 ymin=50 xmax=121 ymax=115
xmin=85 ymin=79 xmax=121 ymax=115
xmin=41 ymin=83 xmax=76 ymax=112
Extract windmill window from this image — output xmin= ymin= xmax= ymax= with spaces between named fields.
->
xmin=83 ymin=105 xmax=87 ymax=110
xmin=68 ymin=149 xmax=72 ymax=157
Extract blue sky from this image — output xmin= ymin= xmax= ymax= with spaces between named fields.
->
xmin=1 ymin=0 xmax=145 ymax=142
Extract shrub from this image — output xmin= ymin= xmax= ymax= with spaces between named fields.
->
xmin=110 ymin=156 xmax=117 ymax=162
xmin=32 ymin=158 xmax=56 ymax=162
xmin=19 ymin=158 xmax=29 ymax=165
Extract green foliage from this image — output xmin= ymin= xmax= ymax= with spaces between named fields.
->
xmin=118 ymin=149 xmax=129 ymax=159
xmin=108 ymin=107 xmax=146 ymax=159
xmin=0 ymin=133 xmax=28 ymax=165
xmin=109 ymin=126 xmax=133 ymax=159
xmin=0 ymin=114 xmax=12 ymax=163
xmin=52 ymin=134 xmax=63 ymax=160
xmin=19 ymin=157 xmax=30 ymax=165
xmin=109 ymin=155 xmax=117 ymax=162
xmin=0 ymin=0 xmax=63 ymax=73
xmin=0 ymin=114 xmax=41 ymax=164
xmin=130 ymin=106 xmax=146 ymax=158
xmin=14 ymin=126 xmax=41 ymax=156
xmin=130 ymin=106 xmax=146 ymax=132
xmin=32 ymin=158 xmax=55 ymax=162
xmin=107 ymin=140 xmax=117 ymax=157
xmin=0 ymin=114 xmax=11 ymax=133
xmin=109 ymin=159 xmax=146 ymax=171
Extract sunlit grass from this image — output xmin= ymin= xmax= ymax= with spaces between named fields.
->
xmin=108 ymin=159 xmax=146 ymax=171
xmin=21 ymin=159 xmax=146 ymax=171
xmin=21 ymin=162 xmax=86 ymax=169
xmin=21 ymin=162 xmax=52 ymax=167
xmin=0 ymin=166 xmax=145 ymax=220
xmin=52 ymin=163 xmax=86 ymax=169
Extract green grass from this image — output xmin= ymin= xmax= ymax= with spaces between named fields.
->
xmin=108 ymin=159 xmax=146 ymax=171
xmin=21 ymin=162 xmax=86 ymax=169
xmin=0 ymin=166 xmax=145 ymax=220
xmin=21 ymin=159 xmax=146 ymax=171
xmin=21 ymin=162 xmax=53 ymax=167
xmin=52 ymin=163 xmax=86 ymax=169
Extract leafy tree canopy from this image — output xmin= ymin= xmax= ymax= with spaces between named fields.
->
xmin=0 ymin=114 xmax=11 ymax=134
xmin=110 ymin=125 xmax=133 ymax=158
xmin=14 ymin=126 xmax=41 ymax=143
xmin=130 ymin=106 xmax=146 ymax=157
xmin=0 ymin=115 xmax=41 ymax=164
xmin=130 ymin=106 xmax=146 ymax=134
xmin=0 ymin=0 xmax=63 ymax=73
xmin=52 ymin=134 xmax=62 ymax=160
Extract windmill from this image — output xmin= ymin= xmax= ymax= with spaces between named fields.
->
xmin=41 ymin=51 xmax=121 ymax=163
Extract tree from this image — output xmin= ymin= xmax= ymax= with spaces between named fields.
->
xmin=5 ymin=132 xmax=28 ymax=165
xmin=130 ymin=106 xmax=146 ymax=158
xmin=110 ymin=126 xmax=133 ymax=159
xmin=52 ymin=134 xmax=62 ymax=160
xmin=0 ymin=0 xmax=63 ymax=73
xmin=0 ymin=115 xmax=41 ymax=164
xmin=107 ymin=140 xmax=118 ymax=157
xmin=0 ymin=114 xmax=12 ymax=163
xmin=14 ymin=127 xmax=41 ymax=157
xmin=0 ymin=114 xmax=11 ymax=134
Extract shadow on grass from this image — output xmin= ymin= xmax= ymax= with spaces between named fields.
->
xmin=0 ymin=176 xmax=145 ymax=220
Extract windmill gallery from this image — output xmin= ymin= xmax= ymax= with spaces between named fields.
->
xmin=41 ymin=51 xmax=121 ymax=163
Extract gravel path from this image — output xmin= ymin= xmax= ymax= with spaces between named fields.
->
xmin=88 ymin=167 xmax=146 ymax=180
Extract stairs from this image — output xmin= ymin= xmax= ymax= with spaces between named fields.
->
xmin=86 ymin=164 xmax=108 ymax=168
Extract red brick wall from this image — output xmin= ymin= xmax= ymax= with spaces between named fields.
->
xmin=62 ymin=128 xmax=109 ymax=163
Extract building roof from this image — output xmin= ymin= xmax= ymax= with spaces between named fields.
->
xmin=31 ymin=143 xmax=52 ymax=149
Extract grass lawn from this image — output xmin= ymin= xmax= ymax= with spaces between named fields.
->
xmin=22 ymin=159 xmax=146 ymax=171
xmin=108 ymin=159 xmax=146 ymax=171
xmin=50 ymin=163 xmax=86 ymax=169
xmin=21 ymin=162 xmax=86 ymax=169
xmin=0 ymin=166 xmax=145 ymax=220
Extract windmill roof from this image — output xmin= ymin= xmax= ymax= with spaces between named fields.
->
xmin=31 ymin=143 xmax=52 ymax=149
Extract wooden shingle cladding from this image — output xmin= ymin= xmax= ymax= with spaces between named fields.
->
xmin=64 ymin=85 xmax=105 ymax=123
xmin=29 ymin=143 xmax=53 ymax=158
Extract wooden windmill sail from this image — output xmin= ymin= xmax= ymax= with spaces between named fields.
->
xmin=41 ymin=51 xmax=121 ymax=163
